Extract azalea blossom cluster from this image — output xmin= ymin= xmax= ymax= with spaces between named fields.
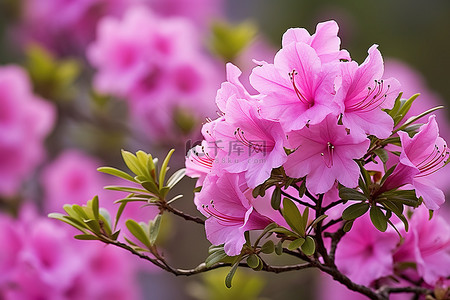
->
xmin=18 ymin=0 xmax=223 ymax=55
xmin=185 ymin=20 xmax=450 ymax=290
xmin=88 ymin=6 xmax=221 ymax=140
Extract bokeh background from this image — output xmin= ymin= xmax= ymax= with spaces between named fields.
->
xmin=0 ymin=0 xmax=449 ymax=299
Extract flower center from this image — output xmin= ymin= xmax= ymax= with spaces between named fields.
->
xmin=289 ymin=69 xmax=314 ymax=108
xmin=234 ymin=127 xmax=271 ymax=155
xmin=346 ymin=79 xmax=391 ymax=112
xmin=321 ymin=142 xmax=335 ymax=168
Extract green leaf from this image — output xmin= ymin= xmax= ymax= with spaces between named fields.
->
xmin=343 ymin=220 xmax=354 ymax=232
xmin=342 ymin=203 xmax=369 ymax=220
xmin=395 ymin=105 xmax=443 ymax=133
xmin=246 ymin=254 xmax=260 ymax=269
xmin=114 ymin=201 xmax=127 ymax=231
xmin=373 ymin=148 xmax=389 ymax=163
xmin=74 ymin=234 xmax=100 ymax=240
xmin=288 ymin=238 xmax=305 ymax=250
xmin=385 ymin=92 xmax=402 ymax=117
xmin=394 ymin=93 xmax=420 ymax=127
xmin=166 ymin=168 xmax=186 ymax=188
xmin=275 ymin=240 xmax=283 ymax=255
xmin=125 ymin=219 xmax=151 ymax=249
xmin=141 ymin=181 xmax=160 ymax=195
xmin=121 ymin=150 xmax=142 ymax=176
xmin=252 ymin=185 xmax=262 ymax=198
xmin=97 ymin=166 xmax=136 ymax=182
xmin=225 ymin=259 xmax=240 ymax=288
xmin=271 ymin=187 xmax=282 ymax=210
xmin=104 ymin=186 xmax=151 ymax=194
xmin=159 ymin=149 xmax=175 ymax=189
xmin=300 ymin=236 xmax=315 ymax=256
xmin=297 ymin=180 xmax=307 ymax=198
xmin=149 ymin=214 xmax=162 ymax=245
xmin=370 ymin=206 xmax=388 ymax=232
xmin=310 ymin=215 xmax=328 ymax=229
xmin=205 ymin=249 xmax=229 ymax=267
xmin=92 ymin=195 xmax=99 ymax=221
xmin=282 ymin=198 xmax=305 ymax=236
xmin=260 ymin=240 xmax=275 ymax=254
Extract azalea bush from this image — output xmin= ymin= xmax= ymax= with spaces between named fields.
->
xmin=52 ymin=21 xmax=450 ymax=300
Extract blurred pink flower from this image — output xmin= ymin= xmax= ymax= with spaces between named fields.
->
xmin=0 ymin=211 xmax=140 ymax=299
xmin=394 ymin=206 xmax=450 ymax=285
xmin=334 ymin=214 xmax=399 ymax=286
xmin=0 ymin=65 xmax=55 ymax=196
xmin=20 ymin=0 xmax=136 ymax=55
xmin=88 ymin=6 xmax=221 ymax=140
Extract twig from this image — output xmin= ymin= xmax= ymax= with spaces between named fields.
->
xmin=280 ymin=190 xmax=315 ymax=209
xmin=160 ymin=202 xmax=205 ymax=225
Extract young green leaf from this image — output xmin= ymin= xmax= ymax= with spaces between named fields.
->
xmin=342 ymin=203 xmax=369 ymax=220
xmin=260 ymin=240 xmax=275 ymax=254
xmin=97 ymin=166 xmax=136 ymax=182
xmin=246 ymin=254 xmax=260 ymax=269
xmin=125 ymin=219 xmax=151 ymax=249
xmin=159 ymin=149 xmax=175 ymax=189
xmin=288 ymin=238 xmax=305 ymax=250
xmin=370 ymin=206 xmax=388 ymax=232
xmin=225 ymin=259 xmax=240 ymax=288
xmin=300 ymin=236 xmax=316 ymax=256
xmin=271 ymin=187 xmax=282 ymax=210
xmin=282 ymin=198 xmax=305 ymax=236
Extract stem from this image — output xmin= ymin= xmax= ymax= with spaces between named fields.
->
xmin=160 ymin=202 xmax=205 ymax=225
xmin=280 ymin=190 xmax=315 ymax=209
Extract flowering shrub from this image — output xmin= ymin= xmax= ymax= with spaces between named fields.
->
xmin=53 ymin=20 xmax=450 ymax=300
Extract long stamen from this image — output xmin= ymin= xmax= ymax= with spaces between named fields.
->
xmin=189 ymin=146 xmax=214 ymax=169
xmin=415 ymin=144 xmax=450 ymax=177
xmin=346 ymin=79 xmax=391 ymax=112
xmin=202 ymin=200 xmax=243 ymax=225
xmin=321 ymin=142 xmax=335 ymax=168
xmin=234 ymin=127 xmax=269 ymax=153
xmin=289 ymin=69 xmax=314 ymax=108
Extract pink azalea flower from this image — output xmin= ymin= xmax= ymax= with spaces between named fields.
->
xmin=334 ymin=214 xmax=399 ymax=286
xmin=282 ymin=20 xmax=350 ymax=63
xmin=284 ymin=114 xmax=370 ymax=194
xmin=250 ymin=41 xmax=340 ymax=131
xmin=394 ymin=207 xmax=450 ymax=285
xmin=212 ymin=67 xmax=288 ymax=187
xmin=336 ymin=45 xmax=401 ymax=139
xmin=384 ymin=59 xmax=450 ymax=192
xmin=0 ymin=65 xmax=55 ymax=196
xmin=196 ymin=173 xmax=273 ymax=256
xmin=382 ymin=116 xmax=449 ymax=210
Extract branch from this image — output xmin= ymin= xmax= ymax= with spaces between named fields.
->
xmin=280 ymin=190 xmax=315 ymax=209
xmin=323 ymin=199 xmax=345 ymax=212
xmin=377 ymin=285 xmax=433 ymax=298
xmin=160 ymin=202 xmax=205 ymax=225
